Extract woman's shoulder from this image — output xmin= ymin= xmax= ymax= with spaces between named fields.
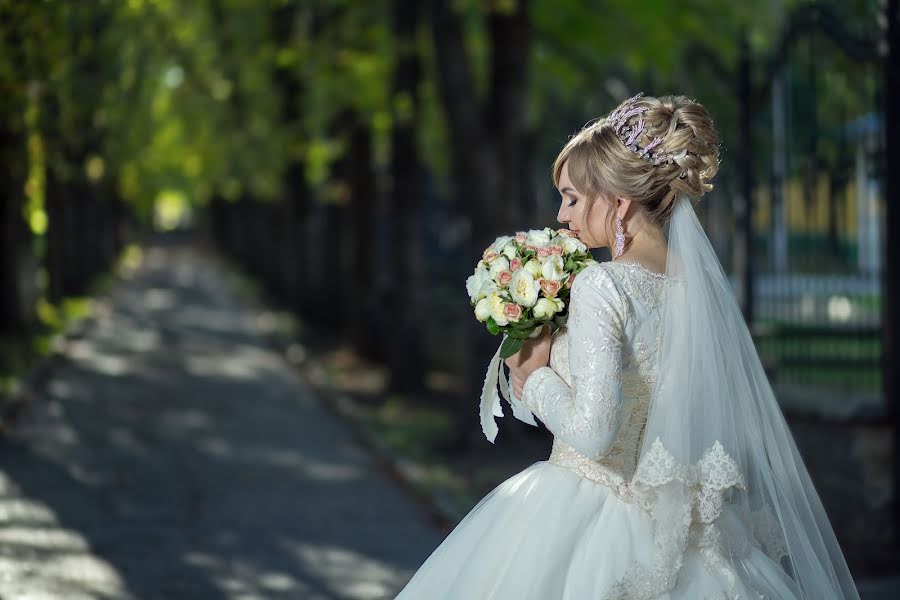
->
xmin=574 ymin=260 xmax=668 ymax=311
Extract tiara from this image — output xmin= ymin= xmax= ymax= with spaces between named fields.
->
xmin=607 ymin=93 xmax=685 ymax=166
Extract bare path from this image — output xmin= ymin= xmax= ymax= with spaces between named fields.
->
xmin=0 ymin=240 xmax=441 ymax=600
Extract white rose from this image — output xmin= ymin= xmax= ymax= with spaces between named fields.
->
xmin=523 ymin=259 xmax=542 ymax=278
xmin=537 ymin=297 xmax=565 ymax=317
xmin=466 ymin=267 xmax=498 ymax=301
xmin=541 ymin=255 xmax=566 ymax=281
xmin=487 ymin=293 xmax=508 ymax=326
xmin=492 ymin=235 xmax=514 ymax=253
xmin=509 ymin=269 xmax=539 ymax=308
xmin=526 ymin=229 xmax=551 ymax=247
xmin=502 ymin=242 xmax=517 ymax=260
xmin=474 ymin=297 xmax=492 ymax=322
xmin=560 ymin=236 xmax=587 ymax=254
xmin=533 ymin=297 xmax=558 ymax=318
xmin=488 ymin=255 xmax=510 ymax=276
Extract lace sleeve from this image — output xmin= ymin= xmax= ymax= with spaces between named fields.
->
xmin=520 ymin=264 xmax=626 ymax=459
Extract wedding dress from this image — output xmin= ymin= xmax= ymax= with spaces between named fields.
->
xmin=397 ymin=260 xmax=798 ymax=599
xmin=396 ymin=196 xmax=858 ymax=599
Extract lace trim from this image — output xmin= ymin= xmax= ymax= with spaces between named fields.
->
xmin=605 ymin=437 xmax=747 ymax=599
xmin=547 ymin=441 xmax=650 ymax=511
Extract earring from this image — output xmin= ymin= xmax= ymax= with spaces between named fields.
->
xmin=614 ymin=216 xmax=625 ymax=258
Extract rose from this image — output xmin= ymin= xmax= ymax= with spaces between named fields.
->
xmin=523 ymin=259 xmax=542 ymax=278
xmin=466 ymin=267 xmax=497 ymax=301
xmin=474 ymin=297 xmax=492 ymax=322
xmin=509 ymin=269 xmax=539 ymax=308
xmin=502 ymin=243 xmax=517 ymax=260
xmin=541 ymin=255 xmax=566 ymax=281
xmin=537 ymin=246 xmax=552 ymax=259
xmin=526 ymin=228 xmax=551 ymax=247
xmin=556 ymin=228 xmax=577 ymax=238
xmin=549 ymin=244 xmax=563 ymax=255
xmin=515 ymin=231 xmax=527 ymax=243
xmin=488 ymin=255 xmax=510 ymax=277
xmin=488 ymin=293 xmax=509 ymax=325
xmin=559 ymin=236 xmax=587 ymax=254
xmin=503 ymin=302 xmax=523 ymax=323
xmin=533 ymin=297 xmax=565 ymax=318
xmin=496 ymin=270 xmax=513 ymax=287
xmin=491 ymin=235 xmax=514 ymax=253
xmin=510 ymin=257 xmax=523 ymax=271
xmin=539 ymin=278 xmax=561 ymax=298
xmin=483 ymin=249 xmax=500 ymax=263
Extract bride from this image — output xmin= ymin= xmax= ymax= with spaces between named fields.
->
xmin=395 ymin=93 xmax=860 ymax=599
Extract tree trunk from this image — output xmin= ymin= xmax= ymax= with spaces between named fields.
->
xmin=428 ymin=0 xmax=532 ymax=444
xmin=0 ymin=108 xmax=33 ymax=335
xmin=385 ymin=0 xmax=426 ymax=394
xmin=347 ymin=118 xmax=380 ymax=361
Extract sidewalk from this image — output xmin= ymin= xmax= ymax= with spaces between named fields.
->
xmin=0 ymin=240 xmax=442 ymax=600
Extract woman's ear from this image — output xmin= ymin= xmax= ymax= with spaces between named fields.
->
xmin=616 ymin=197 xmax=632 ymax=219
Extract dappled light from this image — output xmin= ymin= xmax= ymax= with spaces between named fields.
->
xmin=0 ymin=0 xmax=897 ymax=596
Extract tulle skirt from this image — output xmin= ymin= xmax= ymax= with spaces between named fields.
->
xmin=396 ymin=460 xmax=800 ymax=599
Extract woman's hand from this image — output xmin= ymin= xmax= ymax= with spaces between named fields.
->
xmin=504 ymin=324 xmax=553 ymax=399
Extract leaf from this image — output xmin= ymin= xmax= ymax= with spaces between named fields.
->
xmin=486 ymin=317 xmax=500 ymax=335
xmin=500 ymin=336 xmax=523 ymax=359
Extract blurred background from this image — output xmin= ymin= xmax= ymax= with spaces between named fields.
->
xmin=0 ymin=0 xmax=898 ymax=597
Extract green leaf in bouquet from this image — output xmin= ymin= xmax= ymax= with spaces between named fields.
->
xmin=500 ymin=336 xmax=523 ymax=359
xmin=486 ymin=317 xmax=500 ymax=336
xmin=503 ymin=327 xmax=531 ymax=339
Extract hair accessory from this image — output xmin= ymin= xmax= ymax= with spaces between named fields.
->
xmin=614 ymin=216 xmax=625 ymax=257
xmin=606 ymin=93 xmax=677 ymax=166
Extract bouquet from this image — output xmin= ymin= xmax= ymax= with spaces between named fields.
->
xmin=467 ymin=227 xmax=596 ymax=359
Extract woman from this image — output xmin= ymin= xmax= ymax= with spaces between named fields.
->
xmin=396 ymin=93 xmax=859 ymax=599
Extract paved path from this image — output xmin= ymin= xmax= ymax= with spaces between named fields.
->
xmin=0 ymin=241 xmax=442 ymax=600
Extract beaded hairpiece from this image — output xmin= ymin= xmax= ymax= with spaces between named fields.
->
xmin=607 ymin=92 xmax=686 ymax=166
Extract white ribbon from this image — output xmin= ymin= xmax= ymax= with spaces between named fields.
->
xmin=480 ymin=335 xmax=538 ymax=443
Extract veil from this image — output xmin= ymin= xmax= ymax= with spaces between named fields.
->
xmin=619 ymin=193 xmax=860 ymax=598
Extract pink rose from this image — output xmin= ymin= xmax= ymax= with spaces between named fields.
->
xmin=549 ymin=245 xmax=563 ymax=255
xmin=539 ymin=278 xmax=561 ymax=298
xmin=515 ymin=231 xmax=527 ymax=243
xmin=483 ymin=249 xmax=500 ymax=263
xmin=510 ymin=257 xmax=522 ymax=271
xmin=503 ymin=302 xmax=522 ymax=322
xmin=537 ymin=247 xmax=551 ymax=258
xmin=497 ymin=270 xmax=513 ymax=286
xmin=557 ymin=229 xmax=577 ymax=238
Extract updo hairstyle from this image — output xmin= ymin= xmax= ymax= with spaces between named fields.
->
xmin=553 ymin=94 xmax=720 ymax=227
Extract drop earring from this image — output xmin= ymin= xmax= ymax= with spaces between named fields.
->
xmin=614 ymin=216 xmax=625 ymax=258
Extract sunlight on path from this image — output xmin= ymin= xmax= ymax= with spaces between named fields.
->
xmin=0 ymin=240 xmax=441 ymax=599
xmin=0 ymin=473 xmax=131 ymax=600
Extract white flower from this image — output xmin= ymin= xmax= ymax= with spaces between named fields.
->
xmin=501 ymin=242 xmax=517 ymax=260
xmin=533 ymin=297 xmax=564 ymax=318
xmin=474 ymin=297 xmax=492 ymax=322
xmin=466 ymin=267 xmax=498 ymax=301
xmin=492 ymin=235 xmax=514 ymax=253
xmin=509 ymin=269 xmax=539 ymax=308
xmin=488 ymin=255 xmax=510 ymax=276
xmin=487 ymin=293 xmax=509 ymax=326
xmin=541 ymin=255 xmax=566 ymax=281
xmin=560 ymin=236 xmax=587 ymax=254
xmin=526 ymin=228 xmax=551 ymax=247
xmin=523 ymin=259 xmax=542 ymax=278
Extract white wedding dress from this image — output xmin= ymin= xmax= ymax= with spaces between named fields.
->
xmin=396 ymin=260 xmax=802 ymax=599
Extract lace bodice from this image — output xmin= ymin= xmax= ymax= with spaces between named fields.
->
xmin=520 ymin=260 xmax=669 ymax=501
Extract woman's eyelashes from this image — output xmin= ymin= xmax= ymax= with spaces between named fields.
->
xmin=567 ymin=197 xmax=577 ymax=207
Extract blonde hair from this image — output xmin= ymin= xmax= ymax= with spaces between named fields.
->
xmin=553 ymin=94 xmax=720 ymax=227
